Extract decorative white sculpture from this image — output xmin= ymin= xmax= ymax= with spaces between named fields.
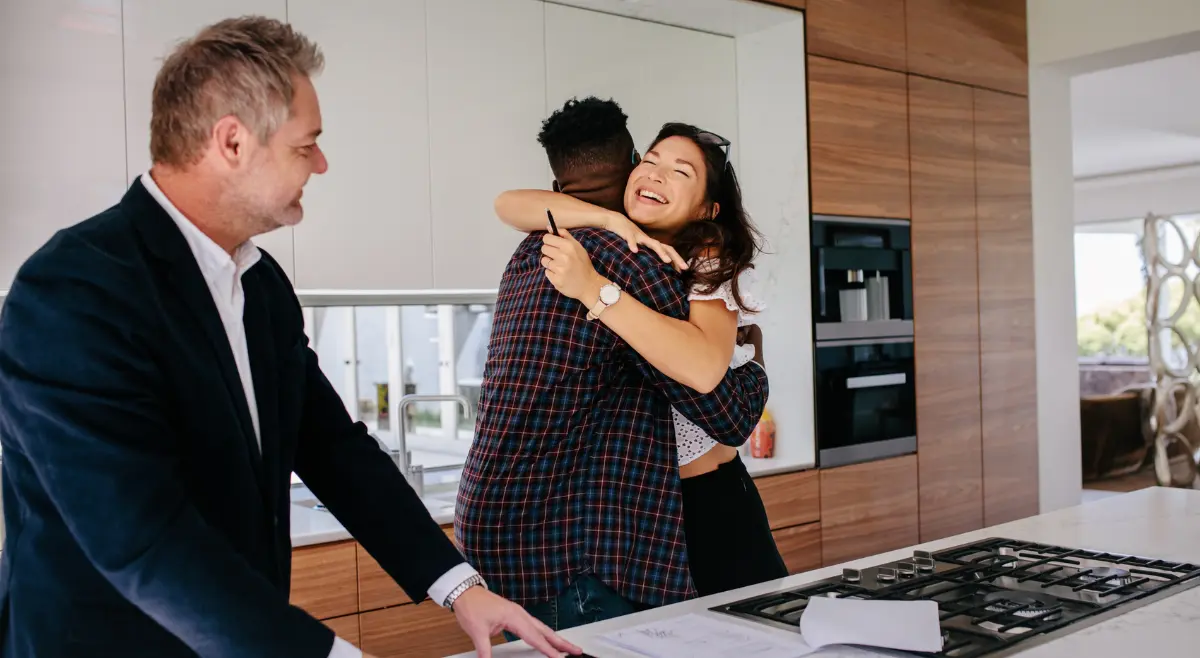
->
xmin=1140 ymin=213 xmax=1200 ymax=488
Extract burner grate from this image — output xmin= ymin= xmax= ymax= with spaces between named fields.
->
xmin=711 ymin=537 xmax=1200 ymax=658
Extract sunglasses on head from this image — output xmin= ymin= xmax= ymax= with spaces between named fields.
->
xmin=695 ymin=129 xmax=732 ymax=170
xmin=657 ymin=123 xmax=731 ymax=172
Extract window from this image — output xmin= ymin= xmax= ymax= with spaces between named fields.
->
xmin=1075 ymin=214 xmax=1200 ymax=395
xmin=297 ymin=292 xmax=495 ymax=501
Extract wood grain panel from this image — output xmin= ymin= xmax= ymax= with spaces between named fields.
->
xmin=753 ymin=0 xmax=806 ymax=9
xmin=358 ymin=545 xmax=412 ymax=611
xmin=290 ymin=541 xmax=358 ymax=620
xmin=908 ymin=76 xmax=984 ymax=543
xmin=357 ymin=527 xmax=459 ymax=611
xmin=360 ymin=601 xmax=498 ymax=658
xmin=773 ymin=522 xmax=823 ymax=574
xmin=808 ymin=56 xmax=910 ymax=218
xmin=906 ymin=0 xmax=1028 ymax=95
xmin=974 ymin=88 xmax=1038 ymax=526
xmin=807 ymin=0 xmax=906 ymax=71
xmin=757 ymin=469 xmax=820 ymax=530
xmin=819 ymin=455 xmax=919 ymax=565
xmin=323 ymin=615 xmax=361 ymax=648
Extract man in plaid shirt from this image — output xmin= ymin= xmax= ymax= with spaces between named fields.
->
xmin=456 ymin=98 xmax=768 ymax=630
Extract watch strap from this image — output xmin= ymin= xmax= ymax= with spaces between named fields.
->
xmin=443 ymin=573 xmax=487 ymax=610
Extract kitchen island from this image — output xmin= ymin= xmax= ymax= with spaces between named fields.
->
xmin=449 ymin=486 xmax=1200 ymax=657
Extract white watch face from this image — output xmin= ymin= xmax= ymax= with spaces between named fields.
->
xmin=600 ymin=284 xmax=621 ymax=305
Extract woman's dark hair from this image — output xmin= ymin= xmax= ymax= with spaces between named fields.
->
xmin=651 ymin=122 xmax=764 ymax=314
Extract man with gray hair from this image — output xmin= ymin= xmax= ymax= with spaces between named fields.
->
xmin=0 ymin=16 xmax=577 ymax=658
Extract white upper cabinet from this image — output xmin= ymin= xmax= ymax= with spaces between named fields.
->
xmin=122 ymin=0 xmax=295 ymax=280
xmin=544 ymin=4 xmax=739 ymax=159
xmin=0 ymin=0 xmax=126 ymax=289
xmin=426 ymin=0 xmax=548 ymax=290
xmin=287 ymin=0 xmax=432 ymax=290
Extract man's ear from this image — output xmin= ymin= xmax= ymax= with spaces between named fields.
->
xmin=552 ymin=180 xmax=561 ymax=193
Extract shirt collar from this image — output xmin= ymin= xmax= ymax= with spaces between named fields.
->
xmin=139 ymin=171 xmax=262 ymax=286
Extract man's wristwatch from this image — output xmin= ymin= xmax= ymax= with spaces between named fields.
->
xmin=587 ymin=282 xmax=622 ymax=320
xmin=443 ymin=574 xmax=487 ymax=611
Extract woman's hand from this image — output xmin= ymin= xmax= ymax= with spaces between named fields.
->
xmin=541 ymin=228 xmax=606 ymax=304
xmin=602 ymin=213 xmax=689 ymax=272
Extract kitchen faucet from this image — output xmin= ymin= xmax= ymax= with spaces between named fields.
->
xmin=392 ymin=393 xmax=472 ymax=498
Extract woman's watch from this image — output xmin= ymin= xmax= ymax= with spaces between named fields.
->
xmin=443 ymin=574 xmax=487 ymax=611
xmin=587 ymin=282 xmax=622 ymax=320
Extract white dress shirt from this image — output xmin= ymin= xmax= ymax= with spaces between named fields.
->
xmin=141 ymin=173 xmax=479 ymax=658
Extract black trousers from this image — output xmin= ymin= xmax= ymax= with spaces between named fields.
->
xmin=681 ymin=454 xmax=789 ymax=596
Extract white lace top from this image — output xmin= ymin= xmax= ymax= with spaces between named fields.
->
xmin=674 ymin=266 xmax=765 ymax=467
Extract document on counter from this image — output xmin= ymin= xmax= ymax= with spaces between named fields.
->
xmin=596 ymin=613 xmax=815 ymax=658
xmin=799 ymin=596 xmax=944 ymax=653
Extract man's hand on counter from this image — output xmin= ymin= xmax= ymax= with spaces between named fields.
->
xmin=452 ymin=586 xmax=582 ymax=657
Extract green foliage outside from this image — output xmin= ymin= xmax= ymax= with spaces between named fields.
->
xmin=1078 ymin=284 xmax=1200 ymax=358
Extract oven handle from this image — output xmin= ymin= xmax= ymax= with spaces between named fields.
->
xmin=846 ymin=372 xmax=908 ymax=389
xmin=818 ymin=336 xmax=914 ymax=347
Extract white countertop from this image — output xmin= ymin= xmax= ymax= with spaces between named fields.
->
xmin=287 ymin=460 xmax=816 ymax=548
xmin=448 ymin=486 xmax=1200 ymax=657
xmin=289 ymin=487 xmax=458 ymax=547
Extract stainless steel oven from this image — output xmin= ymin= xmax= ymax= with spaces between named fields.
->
xmin=814 ymin=335 xmax=916 ymax=468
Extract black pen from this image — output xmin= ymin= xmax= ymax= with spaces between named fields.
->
xmin=546 ymin=208 xmax=560 ymax=236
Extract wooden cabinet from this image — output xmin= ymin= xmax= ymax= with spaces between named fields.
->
xmin=807 ymin=0 xmax=907 ymax=71
xmin=323 ymin=615 xmax=361 ymax=648
xmin=909 ymin=76 xmax=985 ymax=542
xmin=120 ymin=0 xmax=295 ymax=280
xmin=426 ymin=0 xmax=546 ymax=289
xmin=906 ymin=0 xmax=1028 ymax=96
xmin=807 ymin=56 xmax=910 ymax=219
xmin=290 ymin=541 xmax=359 ymax=620
xmin=357 ymin=544 xmax=412 ymax=611
xmin=360 ymin=601 xmax=483 ymax=658
xmin=755 ymin=0 xmax=807 ymax=10
xmin=356 ymin=526 xmax=459 ymax=611
xmin=974 ymin=89 xmax=1038 ymax=526
xmin=757 ymin=469 xmax=820 ymax=530
xmin=819 ymin=455 xmax=919 ymax=565
xmin=773 ymin=523 xmax=823 ymax=574
xmin=287 ymin=0 xmax=433 ymax=289
xmin=0 ymin=0 xmax=127 ymax=289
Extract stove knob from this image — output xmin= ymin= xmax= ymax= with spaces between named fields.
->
xmin=914 ymin=550 xmax=933 ymax=560
xmin=897 ymin=562 xmax=917 ymax=578
xmin=877 ymin=567 xmax=897 ymax=583
xmin=915 ymin=557 xmax=936 ymax=573
xmin=842 ymin=568 xmax=861 ymax=583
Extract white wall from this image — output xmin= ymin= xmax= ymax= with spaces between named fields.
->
xmin=1029 ymin=66 xmax=1082 ymax=514
xmin=1028 ymin=0 xmax=1200 ymax=512
xmin=1028 ymin=0 xmax=1200 ymax=70
xmin=735 ymin=18 xmax=813 ymax=473
xmin=1076 ymin=166 xmax=1200 ymax=224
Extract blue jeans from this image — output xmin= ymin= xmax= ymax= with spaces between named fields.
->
xmin=504 ymin=574 xmax=647 ymax=641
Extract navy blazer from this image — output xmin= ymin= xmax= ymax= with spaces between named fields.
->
xmin=0 ymin=180 xmax=465 ymax=657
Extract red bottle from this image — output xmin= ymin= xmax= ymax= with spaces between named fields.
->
xmin=749 ymin=408 xmax=776 ymax=459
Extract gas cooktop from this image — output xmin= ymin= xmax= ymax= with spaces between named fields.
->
xmin=711 ymin=537 xmax=1200 ymax=657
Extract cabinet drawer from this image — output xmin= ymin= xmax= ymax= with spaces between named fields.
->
xmin=323 ymin=614 xmax=360 ymax=648
xmin=290 ymin=541 xmax=358 ymax=620
xmin=757 ymin=469 xmax=820 ymax=530
xmin=358 ymin=526 xmax=459 ymax=611
xmin=773 ymin=522 xmax=822 ymax=574
xmin=360 ymin=600 xmax=499 ymax=658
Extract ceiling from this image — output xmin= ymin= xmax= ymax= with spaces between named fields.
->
xmin=1071 ymin=50 xmax=1200 ymax=179
xmin=544 ymin=0 xmax=800 ymax=37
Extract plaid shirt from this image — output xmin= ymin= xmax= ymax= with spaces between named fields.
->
xmin=455 ymin=229 xmax=768 ymax=607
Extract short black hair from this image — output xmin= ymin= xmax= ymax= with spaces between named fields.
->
xmin=537 ymin=96 xmax=634 ymax=178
